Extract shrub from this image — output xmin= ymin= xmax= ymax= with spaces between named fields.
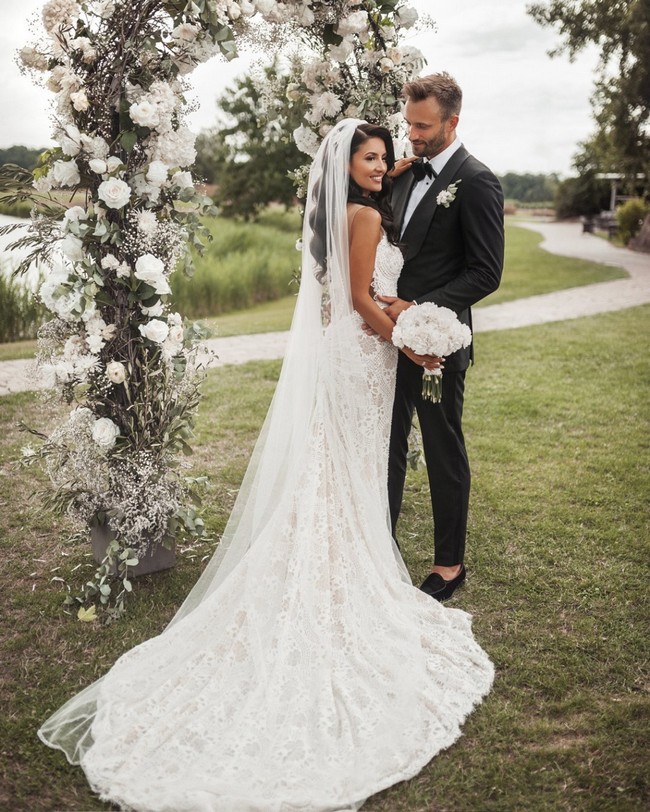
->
xmin=616 ymin=198 xmax=650 ymax=244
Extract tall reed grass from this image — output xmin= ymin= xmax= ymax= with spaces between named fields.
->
xmin=172 ymin=208 xmax=301 ymax=318
xmin=0 ymin=265 xmax=47 ymax=342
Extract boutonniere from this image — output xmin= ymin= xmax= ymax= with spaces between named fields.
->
xmin=436 ymin=179 xmax=462 ymax=208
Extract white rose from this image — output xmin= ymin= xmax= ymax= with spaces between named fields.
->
xmin=116 ymin=262 xmax=131 ymax=279
xmin=88 ymin=158 xmax=107 ymax=174
xmin=141 ymin=300 xmax=165 ymax=317
xmin=70 ymin=90 xmax=90 ymax=112
xmin=58 ymin=124 xmax=82 ymax=156
xmin=129 ymin=100 xmax=160 ymax=128
xmin=105 ymin=156 xmax=123 ymax=172
xmin=336 ymin=10 xmax=368 ymax=36
xmin=92 ymin=417 xmax=120 ymax=448
xmin=97 ymin=177 xmax=131 ymax=209
xmin=397 ymin=6 xmax=419 ymax=28
xmin=63 ymin=205 xmax=87 ymax=225
xmin=379 ymin=57 xmax=394 ymax=74
xmin=146 ymin=160 xmax=169 ymax=185
xmin=171 ymin=22 xmax=200 ymax=42
xmin=134 ymin=254 xmax=171 ymax=294
xmin=329 ymin=39 xmax=354 ymax=62
xmin=167 ymin=312 xmax=182 ymax=327
xmin=139 ymin=319 xmax=170 ymax=343
xmin=171 ymin=170 xmax=193 ymax=189
xmin=51 ymin=160 xmax=80 ymax=188
xmin=61 ymin=234 xmax=84 ymax=262
xmin=106 ymin=361 xmax=126 ymax=384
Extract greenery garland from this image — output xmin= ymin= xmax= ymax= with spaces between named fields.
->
xmin=0 ymin=0 xmax=426 ymax=620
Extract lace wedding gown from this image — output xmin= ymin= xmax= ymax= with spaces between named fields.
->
xmin=39 ymin=234 xmax=494 ymax=812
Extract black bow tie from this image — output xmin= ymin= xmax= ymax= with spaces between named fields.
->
xmin=411 ymin=160 xmax=437 ymax=182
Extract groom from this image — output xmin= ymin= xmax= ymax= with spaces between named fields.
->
xmin=382 ymin=72 xmax=504 ymax=601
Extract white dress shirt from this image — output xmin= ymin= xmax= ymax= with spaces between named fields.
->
xmin=400 ymin=137 xmax=463 ymax=237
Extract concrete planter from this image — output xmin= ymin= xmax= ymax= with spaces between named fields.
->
xmin=90 ymin=525 xmax=176 ymax=576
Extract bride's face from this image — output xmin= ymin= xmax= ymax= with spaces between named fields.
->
xmin=349 ymin=137 xmax=388 ymax=196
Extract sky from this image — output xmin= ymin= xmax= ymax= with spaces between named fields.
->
xmin=0 ymin=0 xmax=601 ymax=176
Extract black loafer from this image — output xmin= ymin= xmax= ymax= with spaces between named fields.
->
xmin=420 ymin=564 xmax=466 ymax=601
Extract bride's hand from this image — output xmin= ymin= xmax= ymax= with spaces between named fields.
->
xmin=387 ymin=156 xmax=418 ymax=179
xmin=402 ymin=347 xmax=444 ymax=371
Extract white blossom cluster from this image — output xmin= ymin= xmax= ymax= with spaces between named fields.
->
xmin=391 ymin=302 xmax=472 ymax=358
xmin=14 ymin=0 xmax=424 ymax=606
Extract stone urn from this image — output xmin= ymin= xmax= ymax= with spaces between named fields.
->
xmin=90 ymin=525 xmax=176 ymax=576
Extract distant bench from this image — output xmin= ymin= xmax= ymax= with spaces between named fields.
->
xmin=581 ymin=212 xmax=618 ymax=237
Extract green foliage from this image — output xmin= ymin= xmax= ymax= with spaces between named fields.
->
xmin=0 ymin=145 xmax=48 ymax=171
xmin=553 ymin=171 xmax=611 ymax=218
xmin=616 ymin=197 xmax=650 ymax=243
xmin=0 ymin=265 xmax=47 ymax=342
xmin=497 ymin=172 xmax=559 ymax=204
xmin=529 ymin=0 xmax=650 ymax=189
xmin=171 ymin=209 xmax=301 ymax=317
xmin=195 ymin=61 xmax=305 ymax=219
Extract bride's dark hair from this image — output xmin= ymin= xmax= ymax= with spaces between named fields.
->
xmin=310 ymin=122 xmax=399 ymax=282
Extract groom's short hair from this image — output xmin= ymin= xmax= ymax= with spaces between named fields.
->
xmin=402 ymin=73 xmax=462 ymax=120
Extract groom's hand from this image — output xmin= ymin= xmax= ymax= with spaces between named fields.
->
xmin=377 ymin=296 xmax=414 ymax=323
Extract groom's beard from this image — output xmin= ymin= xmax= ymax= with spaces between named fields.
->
xmin=410 ymin=123 xmax=449 ymax=159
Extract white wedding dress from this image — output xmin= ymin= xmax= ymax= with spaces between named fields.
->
xmin=39 ymin=121 xmax=494 ymax=812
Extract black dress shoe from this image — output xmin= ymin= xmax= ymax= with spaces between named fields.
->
xmin=420 ymin=565 xmax=466 ymax=601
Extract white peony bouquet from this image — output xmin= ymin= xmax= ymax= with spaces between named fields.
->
xmin=391 ymin=302 xmax=472 ymax=402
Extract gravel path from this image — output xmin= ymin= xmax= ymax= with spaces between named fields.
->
xmin=1 ymin=220 xmax=648 ymax=397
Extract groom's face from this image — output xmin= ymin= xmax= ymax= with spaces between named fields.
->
xmin=404 ymin=97 xmax=458 ymax=159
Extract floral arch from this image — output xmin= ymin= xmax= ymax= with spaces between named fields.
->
xmin=4 ymin=0 xmax=426 ymax=617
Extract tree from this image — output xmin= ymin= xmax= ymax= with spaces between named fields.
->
xmin=0 ymin=146 xmax=49 ymax=170
xmin=196 ymin=62 xmax=306 ymax=219
xmin=528 ymin=0 xmax=650 ymax=193
xmin=497 ymin=172 xmax=559 ymax=203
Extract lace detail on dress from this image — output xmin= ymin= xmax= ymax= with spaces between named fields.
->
xmin=371 ymin=233 xmax=402 ymax=300
xmin=39 ymin=235 xmax=494 ymax=812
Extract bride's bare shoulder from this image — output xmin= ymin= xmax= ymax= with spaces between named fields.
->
xmin=347 ymin=203 xmax=381 ymax=232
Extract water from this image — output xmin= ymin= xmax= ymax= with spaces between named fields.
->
xmin=0 ymin=213 xmax=43 ymax=291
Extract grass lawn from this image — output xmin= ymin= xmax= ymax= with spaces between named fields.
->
xmin=0 ymin=305 xmax=648 ymax=810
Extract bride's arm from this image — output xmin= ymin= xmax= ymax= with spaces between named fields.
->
xmin=348 ymin=207 xmax=398 ymax=343
xmin=349 ymin=207 xmax=441 ymax=369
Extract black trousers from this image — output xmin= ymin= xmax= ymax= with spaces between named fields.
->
xmin=388 ymin=353 xmax=470 ymax=566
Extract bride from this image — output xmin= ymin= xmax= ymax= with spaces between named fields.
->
xmin=39 ymin=118 xmax=494 ymax=811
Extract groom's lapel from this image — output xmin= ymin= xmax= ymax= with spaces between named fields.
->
xmin=402 ymin=146 xmax=471 ymax=261
xmin=392 ymin=173 xmax=415 ymax=233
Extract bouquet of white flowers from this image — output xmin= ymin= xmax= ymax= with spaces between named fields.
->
xmin=391 ymin=302 xmax=472 ymax=402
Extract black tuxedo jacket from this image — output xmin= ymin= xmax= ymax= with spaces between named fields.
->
xmin=392 ymin=145 xmax=504 ymax=371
